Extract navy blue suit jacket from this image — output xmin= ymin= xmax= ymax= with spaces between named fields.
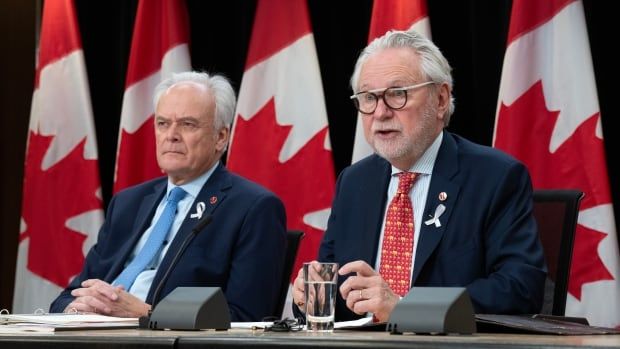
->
xmin=319 ymin=132 xmax=546 ymax=320
xmin=50 ymin=164 xmax=287 ymax=321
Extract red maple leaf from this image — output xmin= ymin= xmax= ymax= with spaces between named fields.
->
xmin=21 ymin=131 xmax=102 ymax=287
xmin=228 ymin=98 xmax=335 ymax=280
xmin=114 ymin=115 xmax=162 ymax=193
xmin=495 ymin=81 xmax=614 ymax=299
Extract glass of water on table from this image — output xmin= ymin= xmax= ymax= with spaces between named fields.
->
xmin=303 ymin=262 xmax=338 ymax=332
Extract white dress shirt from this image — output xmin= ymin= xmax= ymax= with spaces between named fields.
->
xmin=125 ymin=162 xmax=219 ymax=301
xmin=374 ymin=132 xmax=443 ymax=280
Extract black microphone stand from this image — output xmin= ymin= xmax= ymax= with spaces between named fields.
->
xmin=139 ymin=214 xmax=213 ymax=329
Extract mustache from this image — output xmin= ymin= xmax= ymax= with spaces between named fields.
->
xmin=371 ymin=123 xmax=402 ymax=133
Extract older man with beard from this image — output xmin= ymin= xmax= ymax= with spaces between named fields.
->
xmin=292 ymin=29 xmax=546 ymax=322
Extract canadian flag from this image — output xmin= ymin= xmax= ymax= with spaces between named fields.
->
xmin=351 ymin=0 xmax=431 ymax=163
xmin=114 ymin=0 xmax=191 ymax=192
xmin=14 ymin=0 xmax=104 ymax=312
xmin=227 ymin=0 xmax=335 ymax=317
xmin=494 ymin=0 xmax=620 ymax=327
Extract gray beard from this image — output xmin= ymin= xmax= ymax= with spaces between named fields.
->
xmin=371 ymin=104 xmax=439 ymax=168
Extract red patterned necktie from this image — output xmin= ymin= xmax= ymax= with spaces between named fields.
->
xmin=379 ymin=172 xmax=418 ymax=296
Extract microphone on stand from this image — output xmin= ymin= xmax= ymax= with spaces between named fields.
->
xmin=139 ymin=214 xmax=213 ymax=329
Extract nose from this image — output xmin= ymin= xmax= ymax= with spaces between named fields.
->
xmin=372 ymin=96 xmax=392 ymax=120
xmin=165 ymin=122 xmax=182 ymax=142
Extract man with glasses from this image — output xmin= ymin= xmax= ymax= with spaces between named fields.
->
xmin=292 ymin=29 xmax=545 ymax=322
xmin=50 ymin=71 xmax=286 ymax=321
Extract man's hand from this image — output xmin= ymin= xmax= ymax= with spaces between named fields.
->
xmin=65 ymin=279 xmax=150 ymax=318
xmin=292 ymin=262 xmax=310 ymax=313
xmin=339 ymin=260 xmax=400 ymax=322
xmin=294 ymin=261 xmax=331 ymax=314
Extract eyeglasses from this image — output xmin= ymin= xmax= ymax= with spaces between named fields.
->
xmin=350 ymin=81 xmax=436 ymax=114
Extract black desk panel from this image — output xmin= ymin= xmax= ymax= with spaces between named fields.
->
xmin=1 ymin=329 xmax=620 ymax=349
xmin=0 ymin=330 xmax=177 ymax=349
xmin=178 ymin=330 xmax=620 ymax=349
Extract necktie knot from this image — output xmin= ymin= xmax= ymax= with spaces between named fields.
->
xmin=396 ymin=172 xmax=417 ymax=195
xmin=168 ymin=187 xmax=187 ymax=205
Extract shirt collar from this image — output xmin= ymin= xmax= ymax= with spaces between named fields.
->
xmin=166 ymin=161 xmax=219 ymax=199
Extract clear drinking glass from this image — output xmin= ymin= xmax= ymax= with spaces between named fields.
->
xmin=303 ymin=262 xmax=338 ymax=332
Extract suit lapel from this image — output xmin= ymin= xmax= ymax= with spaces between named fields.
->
xmin=147 ymin=164 xmax=231 ymax=303
xmin=361 ymin=156 xmax=392 ymax=265
xmin=412 ymin=132 xmax=461 ymax=284
xmin=106 ymin=181 xmax=166 ymax=281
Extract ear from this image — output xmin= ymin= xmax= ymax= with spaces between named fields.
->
xmin=215 ymin=126 xmax=230 ymax=152
xmin=435 ymin=83 xmax=451 ymax=120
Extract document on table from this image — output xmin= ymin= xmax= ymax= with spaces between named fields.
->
xmin=231 ymin=321 xmax=275 ymax=329
xmin=334 ymin=317 xmax=374 ymax=329
xmin=0 ymin=313 xmax=138 ymax=333
xmin=230 ymin=317 xmax=378 ymax=330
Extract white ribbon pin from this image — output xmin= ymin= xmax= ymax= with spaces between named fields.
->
xmin=190 ymin=202 xmax=206 ymax=219
xmin=424 ymin=204 xmax=446 ymax=227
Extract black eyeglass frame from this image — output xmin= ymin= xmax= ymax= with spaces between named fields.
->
xmin=350 ymin=81 xmax=436 ymax=114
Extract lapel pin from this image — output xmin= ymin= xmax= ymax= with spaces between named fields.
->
xmin=189 ymin=201 xmax=205 ymax=219
xmin=424 ymin=204 xmax=446 ymax=227
xmin=190 ymin=202 xmax=206 ymax=219
xmin=438 ymin=192 xmax=448 ymax=201
xmin=210 ymin=196 xmax=218 ymax=205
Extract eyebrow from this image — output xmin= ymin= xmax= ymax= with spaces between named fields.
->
xmin=155 ymin=115 xmax=201 ymax=122
xmin=359 ymin=80 xmax=412 ymax=91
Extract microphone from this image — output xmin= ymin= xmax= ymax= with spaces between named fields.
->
xmin=191 ymin=214 xmax=213 ymax=235
xmin=139 ymin=214 xmax=213 ymax=328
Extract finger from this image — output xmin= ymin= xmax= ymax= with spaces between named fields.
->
xmin=72 ymin=285 xmax=117 ymax=303
xmin=339 ymin=274 xmax=374 ymax=300
xmin=293 ymin=268 xmax=304 ymax=289
xmin=342 ymin=280 xmax=364 ymax=308
xmin=344 ymin=288 xmax=372 ymax=315
xmin=338 ymin=260 xmax=376 ymax=277
xmin=80 ymin=295 xmax=113 ymax=314
xmin=71 ymin=287 xmax=103 ymax=298
xmin=81 ymin=279 xmax=101 ymax=287
xmin=294 ymin=268 xmax=305 ymax=289
xmin=347 ymin=286 xmax=381 ymax=315
xmin=83 ymin=279 xmax=119 ymax=301
xmin=292 ymin=280 xmax=306 ymax=307
xmin=306 ymin=262 xmax=325 ymax=282
xmin=344 ymin=287 xmax=357 ymax=310
xmin=68 ymin=298 xmax=98 ymax=314
xmin=352 ymin=297 xmax=379 ymax=316
xmin=296 ymin=267 xmax=304 ymax=279
xmin=96 ymin=285 xmax=120 ymax=301
xmin=65 ymin=301 xmax=91 ymax=313
xmin=71 ymin=287 xmax=87 ymax=297
xmin=110 ymin=291 xmax=150 ymax=318
xmin=355 ymin=287 xmax=399 ymax=321
xmin=290 ymin=268 xmax=307 ymax=309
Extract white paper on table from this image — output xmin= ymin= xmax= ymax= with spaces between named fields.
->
xmin=230 ymin=321 xmax=274 ymax=329
xmin=0 ymin=313 xmax=138 ymax=325
xmin=231 ymin=317 xmax=376 ymax=331
xmin=334 ymin=317 xmax=374 ymax=329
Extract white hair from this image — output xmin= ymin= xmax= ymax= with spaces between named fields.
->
xmin=350 ymin=29 xmax=455 ymax=125
xmin=153 ymin=71 xmax=236 ymax=130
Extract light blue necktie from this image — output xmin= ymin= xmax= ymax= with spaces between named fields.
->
xmin=113 ymin=186 xmax=187 ymax=290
